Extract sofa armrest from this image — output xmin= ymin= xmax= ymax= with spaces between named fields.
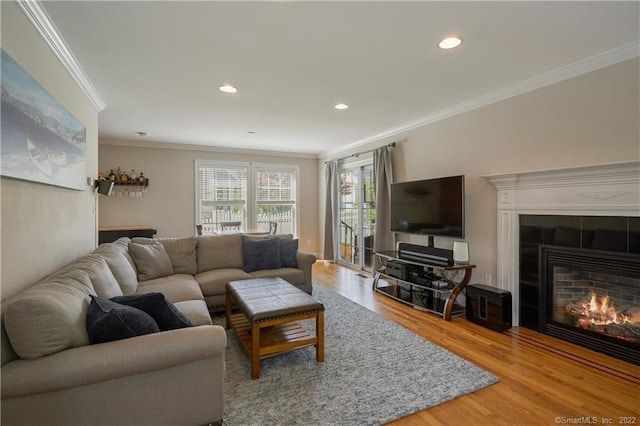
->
xmin=2 ymin=325 xmax=226 ymax=398
xmin=296 ymin=250 xmax=317 ymax=290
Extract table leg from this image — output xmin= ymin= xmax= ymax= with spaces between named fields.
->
xmin=316 ymin=311 xmax=324 ymax=363
xmin=225 ymin=291 xmax=232 ymax=329
xmin=251 ymin=322 xmax=261 ymax=379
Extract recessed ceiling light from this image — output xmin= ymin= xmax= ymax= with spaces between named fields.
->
xmin=135 ymin=131 xmax=149 ymax=137
xmin=334 ymin=103 xmax=349 ymax=110
xmin=438 ymin=36 xmax=463 ymax=49
xmin=219 ymin=84 xmax=237 ymax=93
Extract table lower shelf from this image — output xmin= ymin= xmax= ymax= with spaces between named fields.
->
xmin=228 ymin=313 xmax=318 ymax=359
xmin=375 ymin=285 xmax=466 ymax=319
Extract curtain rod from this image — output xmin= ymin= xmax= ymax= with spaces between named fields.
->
xmin=324 ymin=142 xmax=395 ymax=164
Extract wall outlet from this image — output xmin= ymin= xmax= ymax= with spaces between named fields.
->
xmin=485 ymin=273 xmax=492 ymax=286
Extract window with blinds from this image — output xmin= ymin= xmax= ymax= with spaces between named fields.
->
xmin=196 ymin=164 xmax=247 ymax=233
xmin=255 ymin=168 xmax=297 ymax=235
xmin=195 ymin=161 xmax=297 ymax=235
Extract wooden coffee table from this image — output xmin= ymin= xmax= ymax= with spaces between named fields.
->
xmin=225 ymin=277 xmax=325 ymax=379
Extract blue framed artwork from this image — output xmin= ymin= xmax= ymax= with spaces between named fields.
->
xmin=1 ymin=49 xmax=86 ymax=190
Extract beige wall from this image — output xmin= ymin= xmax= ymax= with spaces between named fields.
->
xmin=319 ymin=58 xmax=640 ymax=284
xmin=1 ymin=1 xmax=99 ymax=300
xmin=98 ymin=142 xmax=319 ymax=253
xmin=4 ymin=0 xmax=633 ymax=303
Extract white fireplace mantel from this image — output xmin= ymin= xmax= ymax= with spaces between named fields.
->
xmin=483 ymin=161 xmax=640 ymax=326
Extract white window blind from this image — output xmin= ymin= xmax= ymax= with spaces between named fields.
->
xmin=196 ymin=161 xmax=298 ymax=235
xmin=199 ymin=166 xmax=247 ymax=203
xmin=255 ymin=169 xmax=295 ymax=203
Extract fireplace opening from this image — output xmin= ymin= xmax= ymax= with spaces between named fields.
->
xmin=541 ymin=246 xmax=640 ymax=365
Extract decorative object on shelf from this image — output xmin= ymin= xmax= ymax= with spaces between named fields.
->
xmin=94 ymin=179 xmax=114 ymax=196
xmin=97 ymin=168 xmax=149 ymax=198
xmin=453 ymin=241 xmax=469 ymax=264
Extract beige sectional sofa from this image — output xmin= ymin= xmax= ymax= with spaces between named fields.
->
xmin=1 ymin=233 xmax=316 ymax=426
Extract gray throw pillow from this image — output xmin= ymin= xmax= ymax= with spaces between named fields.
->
xmin=242 ymin=237 xmax=281 ymax=272
xmin=111 ymin=293 xmax=194 ymax=330
xmin=86 ymin=295 xmax=159 ymax=344
xmin=280 ymin=238 xmax=298 ymax=268
xmin=128 ymin=241 xmax=174 ymax=281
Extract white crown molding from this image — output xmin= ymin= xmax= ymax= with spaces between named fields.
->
xmin=17 ymin=0 xmax=106 ymax=112
xmin=99 ymin=138 xmax=318 ymax=160
xmin=322 ymin=40 xmax=640 ymax=159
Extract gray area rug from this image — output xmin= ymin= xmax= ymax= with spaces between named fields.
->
xmin=222 ymin=284 xmax=498 ymax=425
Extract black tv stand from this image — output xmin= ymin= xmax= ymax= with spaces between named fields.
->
xmin=373 ymin=243 xmax=475 ymax=321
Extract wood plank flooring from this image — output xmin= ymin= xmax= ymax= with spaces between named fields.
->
xmin=313 ymin=261 xmax=640 ymax=426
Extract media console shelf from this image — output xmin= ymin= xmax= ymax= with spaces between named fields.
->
xmin=373 ymin=245 xmax=475 ymax=321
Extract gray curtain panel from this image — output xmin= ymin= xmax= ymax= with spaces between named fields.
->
xmin=323 ymin=160 xmax=338 ymax=261
xmin=373 ymin=145 xmax=394 ymax=271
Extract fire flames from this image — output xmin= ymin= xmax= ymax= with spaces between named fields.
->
xmin=575 ymin=292 xmax=630 ymax=326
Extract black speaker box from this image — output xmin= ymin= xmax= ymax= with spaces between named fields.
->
xmin=466 ymin=284 xmax=512 ymax=332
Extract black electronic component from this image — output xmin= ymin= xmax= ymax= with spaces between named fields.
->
xmin=466 ymin=284 xmax=512 ymax=332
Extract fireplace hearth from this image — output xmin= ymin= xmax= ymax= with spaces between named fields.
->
xmin=540 ymin=246 xmax=640 ymax=365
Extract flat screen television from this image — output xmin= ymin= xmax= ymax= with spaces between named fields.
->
xmin=390 ymin=175 xmax=465 ymax=239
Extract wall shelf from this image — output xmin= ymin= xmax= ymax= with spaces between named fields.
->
xmin=112 ymin=178 xmax=149 ymax=187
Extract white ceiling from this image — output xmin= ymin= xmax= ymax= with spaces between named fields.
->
xmin=40 ymin=1 xmax=639 ymax=157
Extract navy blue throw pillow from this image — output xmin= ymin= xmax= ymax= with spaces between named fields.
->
xmin=86 ymin=295 xmax=160 ymax=344
xmin=242 ymin=237 xmax=282 ymax=272
xmin=111 ymin=293 xmax=194 ymax=330
xmin=280 ymin=238 xmax=298 ymax=268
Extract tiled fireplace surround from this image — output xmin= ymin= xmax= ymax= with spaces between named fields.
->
xmin=484 ymin=161 xmax=640 ymax=328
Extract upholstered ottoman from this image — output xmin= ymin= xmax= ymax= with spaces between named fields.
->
xmin=225 ymin=277 xmax=324 ymax=379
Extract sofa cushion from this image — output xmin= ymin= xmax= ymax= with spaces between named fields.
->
xmin=128 ymin=241 xmax=174 ymax=282
xmin=132 ymin=236 xmax=198 ymax=275
xmin=279 ymin=238 xmax=299 ymax=268
xmin=4 ymin=272 xmax=94 ymax=360
xmin=111 ymin=293 xmax=194 ymax=331
xmin=58 ymin=254 xmax=123 ymax=298
xmin=197 ymin=234 xmax=244 ymax=273
xmin=249 ymin=268 xmax=305 ymax=285
xmin=136 ymin=275 xmax=205 ymax=303
xmin=86 ymin=295 xmax=160 ymax=344
xmin=195 ymin=268 xmax=253 ymax=298
xmin=94 ymin=243 xmax=139 ymax=294
xmin=173 ymin=300 xmax=213 ymax=326
xmin=242 ymin=237 xmax=281 ymax=272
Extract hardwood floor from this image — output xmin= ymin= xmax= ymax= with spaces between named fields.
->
xmin=313 ymin=261 xmax=640 ymax=426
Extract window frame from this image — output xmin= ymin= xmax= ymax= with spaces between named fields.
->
xmin=195 ymin=160 xmax=300 ymax=235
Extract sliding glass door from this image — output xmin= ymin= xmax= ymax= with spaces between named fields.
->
xmin=338 ymin=161 xmax=375 ymax=271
